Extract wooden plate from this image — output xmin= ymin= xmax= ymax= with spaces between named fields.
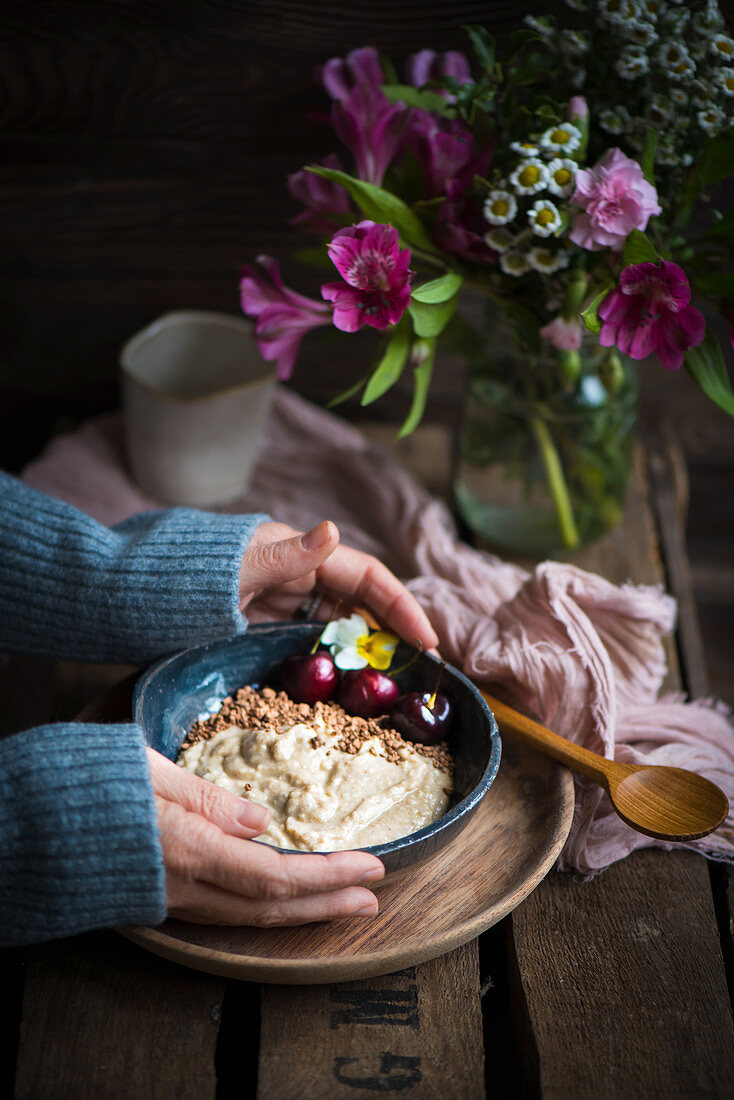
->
xmin=81 ymin=676 xmax=574 ymax=984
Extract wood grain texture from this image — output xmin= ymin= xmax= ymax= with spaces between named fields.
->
xmin=507 ymin=437 xmax=734 ymax=1097
xmin=14 ymin=933 xmax=226 ymax=1100
xmin=258 ymin=949 xmax=484 ymax=1099
xmin=122 ymin=737 xmax=573 ymax=983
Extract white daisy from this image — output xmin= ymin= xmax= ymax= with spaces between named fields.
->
xmin=657 ymin=41 xmax=696 ymax=80
xmin=500 ymin=250 xmax=531 ymax=277
xmin=598 ymin=0 xmax=642 ymax=26
xmin=528 ymin=247 xmax=570 ymax=273
xmin=546 ymin=158 xmax=577 ymax=197
xmin=645 ymin=93 xmax=672 ymax=126
xmin=717 ymin=67 xmax=734 ymax=96
xmin=524 ymin=15 xmax=554 ymax=39
xmin=626 ymin=20 xmax=659 ymax=47
xmin=509 ymin=158 xmax=550 ymax=195
xmin=711 ymin=34 xmax=734 ymax=62
xmin=680 ymin=152 xmax=694 ymax=166
xmin=510 ymin=140 xmax=541 ymax=157
xmin=661 ymin=9 xmax=690 ymax=34
xmin=698 ymin=105 xmax=726 ymax=134
xmin=692 ymin=6 xmax=724 ymax=34
xmin=599 ymin=105 xmax=632 ymax=134
xmin=563 ymin=0 xmax=588 ymax=10
xmin=483 ymin=226 xmax=515 ymax=253
xmin=569 ymin=68 xmax=587 ymax=88
xmin=616 ymin=46 xmax=650 ymax=79
xmin=483 ymin=189 xmax=518 ymax=225
xmin=638 ymin=0 xmax=663 ymax=18
xmin=527 ymin=199 xmax=563 ymax=237
xmin=690 ymin=77 xmax=716 ymax=106
xmin=538 ymin=122 xmax=582 ymax=155
xmin=560 ymin=30 xmax=590 ymax=58
xmin=669 ymin=87 xmax=689 ymax=104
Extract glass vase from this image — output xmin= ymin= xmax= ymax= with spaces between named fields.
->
xmin=453 ymin=310 xmax=638 ymax=558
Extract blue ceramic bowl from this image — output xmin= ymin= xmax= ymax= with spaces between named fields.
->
xmin=133 ymin=622 xmax=501 ymax=874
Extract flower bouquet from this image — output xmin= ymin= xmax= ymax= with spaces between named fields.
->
xmin=240 ymin=0 xmax=734 ymax=554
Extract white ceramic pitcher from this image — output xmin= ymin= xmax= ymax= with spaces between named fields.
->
xmin=121 ymin=310 xmax=276 ymax=506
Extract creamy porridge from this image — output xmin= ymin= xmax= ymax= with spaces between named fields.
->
xmin=177 ymin=686 xmax=453 ymax=852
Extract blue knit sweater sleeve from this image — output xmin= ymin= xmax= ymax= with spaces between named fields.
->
xmin=0 ymin=470 xmax=271 ymax=945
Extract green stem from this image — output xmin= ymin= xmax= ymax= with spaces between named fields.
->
xmin=530 ymin=416 xmax=580 ymax=550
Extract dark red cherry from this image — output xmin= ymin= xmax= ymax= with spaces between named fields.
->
xmin=390 ymin=692 xmax=452 ymax=745
xmin=336 ymin=668 xmax=400 ymax=718
xmin=280 ymin=652 xmax=338 ymax=704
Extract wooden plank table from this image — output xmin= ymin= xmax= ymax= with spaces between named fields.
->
xmin=2 ymin=427 xmax=734 ymax=1099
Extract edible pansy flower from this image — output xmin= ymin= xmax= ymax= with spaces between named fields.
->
xmin=569 ymin=147 xmax=661 ymax=252
xmin=321 ymin=221 xmax=413 ymax=332
xmin=321 ymin=614 xmax=399 ymax=671
xmin=546 ymin=158 xmax=577 ymax=198
xmin=528 ymin=198 xmax=563 ymax=237
xmin=483 ymin=189 xmax=517 ymax=225
xmin=509 ymin=158 xmax=550 ymax=196
xmin=331 ymin=84 xmax=411 ymax=186
xmin=240 ymin=256 xmax=332 ymax=380
xmin=598 ymin=261 xmax=706 ymax=371
xmin=539 ymin=122 xmax=582 ymax=155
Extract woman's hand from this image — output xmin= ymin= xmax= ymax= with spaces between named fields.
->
xmin=148 ymin=749 xmax=384 ymax=926
xmin=239 ymin=519 xmax=438 ymax=651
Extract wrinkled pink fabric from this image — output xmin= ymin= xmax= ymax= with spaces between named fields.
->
xmin=22 ymin=388 xmax=734 ymax=875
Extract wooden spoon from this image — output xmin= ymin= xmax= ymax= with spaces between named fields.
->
xmin=481 ymin=690 xmax=729 ymax=841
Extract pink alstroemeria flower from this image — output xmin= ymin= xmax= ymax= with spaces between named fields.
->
xmin=405 ymin=49 xmax=473 ymax=95
xmin=408 ymin=110 xmax=492 ymax=198
xmin=331 ymin=84 xmax=411 ymax=186
xmin=598 ymin=261 xmax=706 ymax=371
xmin=434 ymin=180 xmax=496 ymax=265
xmin=540 ymin=315 xmax=582 ymax=351
xmin=320 ymin=46 xmax=384 ymax=100
xmin=570 ymin=147 xmax=662 ymax=252
xmin=240 ymin=256 xmax=332 ymax=380
xmin=321 ymin=221 xmax=413 ymax=332
xmin=287 ymin=154 xmax=351 ymax=234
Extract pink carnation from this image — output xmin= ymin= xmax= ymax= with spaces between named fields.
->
xmin=598 ymin=261 xmax=705 ymax=371
xmin=570 ymin=148 xmax=662 ymax=252
xmin=321 ymin=221 xmax=413 ymax=332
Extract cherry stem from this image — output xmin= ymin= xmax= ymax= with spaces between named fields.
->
xmin=427 ymin=660 xmax=445 ymax=710
xmin=390 ymin=641 xmax=424 ymax=676
xmin=310 ymin=598 xmax=343 ymax=654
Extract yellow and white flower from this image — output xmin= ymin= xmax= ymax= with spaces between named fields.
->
xmin=321 ymin=614 xmax=399 ymax=671
xmin=599 ymin=105 xmax=632 ymax=134
xmin=510 ymin=140 xmax=541 ymax=158
xmin=538 ymin=123 xmax=582 ymax=155
xmin=690 ymin=78 xmax=716 ymax=106
xmin=717 ymin=67 xmax=734 ymax=95
xmin=500 ymin=250 xmax=531 ymax=277
xmin=527 ymin=199 xmax=562 ymax=238
xmin=645 ymin=94 xmax=672 ymax=126
xmin=638 ymin=0 xmax=663 ymax=19
xmin=546 ymin=158 xmax=577 ymax=198
xmin=484 ymin=226 xmax=515 ymax=253
xmin=528 ymin=246 xmax=570 ymax=273
xmin=598 ymin=0 xmax=641 ymax=26
xmin=697 ymin=105 xmax=726 ymax=135
xmin=616 ymin=46 xmax=650 ymax=80
xmin=560 ymin=29 xmax=590 ymax=59
xmin=483 ymin=189 xmax=518 ymax=225
xmin=669 ymin=87 xmax=689 ymax=105
xmin=711 ymin=34 xmax=734 ymax=62
xmin=657 ymin=42 xmax=696 ymax=80
xmin=509 ymin=158 xmax=550 ymax=195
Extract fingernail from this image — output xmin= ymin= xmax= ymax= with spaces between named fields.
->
xmin=301 ymin=521 xmax=330 ymax=551
xmin=239 ymin=804 xmax=269 ymax=829
xmin=358 ymin=866 xmax=384 ymax=884
xmin=354 ymin=901 xmax=379 ymax=917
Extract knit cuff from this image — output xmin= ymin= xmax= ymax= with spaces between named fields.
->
xmin=0 ymin=722 xmax=167 ymax=946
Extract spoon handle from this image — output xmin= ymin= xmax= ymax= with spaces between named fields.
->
xmin=479 ymin=690 xmax=627 ymax=789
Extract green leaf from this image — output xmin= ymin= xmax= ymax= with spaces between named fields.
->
xmin=699 ymin=127 xmax=734 ymax=186
xmin=640 ymin=127 xmax=658 ymax=185
xmin=398 ymin=339 xmax=436 ymax=438
xmin=307 ymin=166 xmax=439 ymax=254
xmin=410 ymin=272 xmax=463 ymax=304
xmin=327 ymin=374 xmax=368 ymax=408
xmin=408 ymin=293 xmax=458 ymax=337
xmin=684 ymin=330 xmax=734 ymax=418
xmin=623 ymin=229 xmax=658 ymax=267
xmin=581 ymin=285 xmax=613 ymax=336
xmin=380 ymin=83 xmax=451 ymax=114
xmin=361 ymin=318 xmax=410 ymax=406
xmin=463 ymin=24 xmax=495 ymax=72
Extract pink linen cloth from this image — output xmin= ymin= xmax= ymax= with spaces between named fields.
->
xmin=22 ymin=387 xmax=734 ymax=875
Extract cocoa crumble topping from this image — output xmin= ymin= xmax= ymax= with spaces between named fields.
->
xmin=181 ymin=684 xmax=454 ymax=775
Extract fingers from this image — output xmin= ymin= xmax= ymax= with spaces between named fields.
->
xmin=239 ymin=521 xmax=339 ymax=609
xmin=147 ymin=748 xmax=270 ymax=838
xmin=315 ymin=545 xmax=438 ymax=651
xmin=155 ymin=796 xmax=385 ymax=927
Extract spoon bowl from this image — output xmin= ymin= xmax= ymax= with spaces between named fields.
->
xmin=481 ymin=690 xmax=729 ymax=841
